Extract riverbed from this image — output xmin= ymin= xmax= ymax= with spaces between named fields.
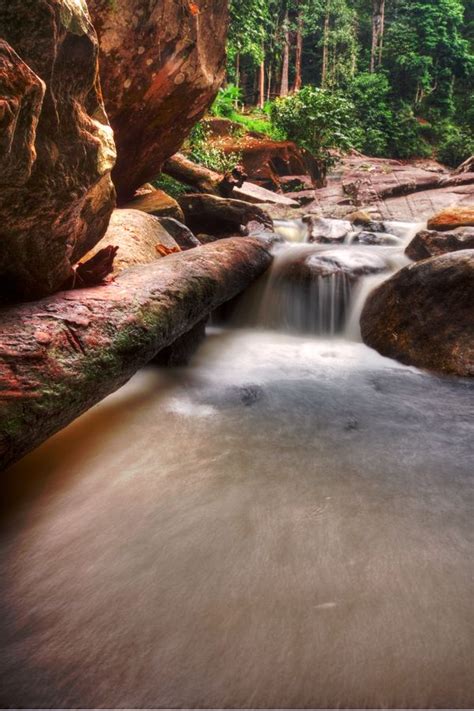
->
xmin=1 ymin=222 xmax=473 ymax=708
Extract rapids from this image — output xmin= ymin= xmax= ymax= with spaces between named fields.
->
xmin=0 ymin=219 xmax=473 ymax=708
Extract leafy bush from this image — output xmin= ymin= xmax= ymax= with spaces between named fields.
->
xmin=210 ymin=84 xmax=242 ymax=117
xmin=349 ymin=73 xmax=394 ymax=157
xmin=436 ymin=123 xmax=474 ymax=167
xmin=389 ymin=104 xmax=431 ymax=159
xmin=184 ymin=122 xmax=242 ymax=173
xmin=269 ymin=86 xmax=357 ymax=185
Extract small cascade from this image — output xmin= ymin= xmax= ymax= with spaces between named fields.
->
xmin=235 ymin=217 xmax=422 ymax=339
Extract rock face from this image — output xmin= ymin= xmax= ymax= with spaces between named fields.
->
xmin=405 ymin=228 xmax=474 ymax=261
xmin=88 ymin=0 xmax=229 ymax=201
xmin=427 ymin=206 xmax=474 ymax=231
xmin=0 ymin=238 xmax=272 ymax=470
xmin=361 ymin=251 xmax=474 ymax=377
xmin=0 ymin=1 xmax=116 ymax=303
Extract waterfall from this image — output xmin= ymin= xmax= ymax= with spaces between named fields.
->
xmin=234 ymin=218 xmax=422 ymax=339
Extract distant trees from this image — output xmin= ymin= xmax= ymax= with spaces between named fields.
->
xmin=225 ymin=0 xmax=473 ymax=163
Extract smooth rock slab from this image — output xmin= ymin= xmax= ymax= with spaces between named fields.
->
xmin=361 ymin=250 xmax=474 ymax=376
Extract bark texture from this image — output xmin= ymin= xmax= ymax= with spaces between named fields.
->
xmin=0 ymin=238 xmax=272 ymax=470
xmin=88 ymin=0 xmax=229 ymax=201
xmin=0 ymin=1 xmax=116 ymax=303
xmin=361 ymin=250 xmax=474 ymax=377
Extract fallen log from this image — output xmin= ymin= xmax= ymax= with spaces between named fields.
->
xmin=163 ymin=153 xmax=246 ymax=197
xmin=0 ymin=238 xmax=272 ymax=470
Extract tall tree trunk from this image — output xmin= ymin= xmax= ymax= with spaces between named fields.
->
xmin=235 ymin=52 xmax=241 ymax=107
xmin=279 ymin=9 xmax=290 ymax=97
xmin=292 ymin=9 xmax=303 ymax=93
xmin=258 ymin=58 xmax=265 ymax=108
xmin=321 ymin=9 xmax=330 ymax=88
xmin=370 ymin=0 xmax=385 ymax=72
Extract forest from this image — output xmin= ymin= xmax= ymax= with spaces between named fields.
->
xmin=224 ymin=0 xmax=474 ymax=166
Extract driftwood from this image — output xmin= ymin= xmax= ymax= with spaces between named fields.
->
xmin=177 ymin=193 xmax=274 ymax=236
xmin=163 ymin=153 xmax=246 ymax=197
xmin=0 ymin=238 xmax=272 ymax=470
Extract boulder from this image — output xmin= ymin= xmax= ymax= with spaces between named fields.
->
xmin=156 ymin=218 xmax=201 ymax=251
xmin=405 ymin=228 xmax=474 ymax=261
xmin=88 ymin=0 xmax=229 ymax=202
xmin=177 ymin=194 xmax=273 ymax=237
xmin=351 ymin=231 xmax=401 ymax=246
xmin=298 ymin=250 xmax=388 ymax=279
xmin=304 ymin=217 xmax=352 ymax=244
xmin=0 ymin=1 xmax=116 ymax=303
xmin=427 ymin=206 xmax=474 ymax=231
xmin=124 ymin=189 xmax=184 ymax=222
xmin=360 ymin=251 xmax=474 ymax=377
xmin=80 ymin=210 xmax=180 ymax=277
xmin=0 ymin=238 xmax=272 ymax=470
xmin=233 ymin=182 xmax=300 ymax=208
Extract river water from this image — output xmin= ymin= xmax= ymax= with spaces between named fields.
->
xmin=1 ymin=221 xmax=473 ymax=708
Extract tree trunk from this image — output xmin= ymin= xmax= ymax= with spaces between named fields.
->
xmin=292 ymin=10 xmax=303 ymax=93
xmin=370 ymin=0 xmax=385 ymax=72
xmin=279 ymin=9 xmax=290 ymax=97
xmin=258 ymin=57 xmax=265 ymax=109
xmin=0 ymin=239 xmax=272 ymax=471
xmin=163 ymin=153 xmax=246 ymax=197
xmin=321 ymin=10 xmax=330 ymax=87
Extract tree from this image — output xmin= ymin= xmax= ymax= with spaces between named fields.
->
xmin=270 ymin=86 xmax=357 ymax=184
xmin=370 ymin=0 xmax=386 ymax=72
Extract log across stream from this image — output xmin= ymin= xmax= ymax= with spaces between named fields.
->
xmin=0 ymin=222 xmax=473 ymax=707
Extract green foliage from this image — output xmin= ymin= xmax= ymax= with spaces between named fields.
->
xmin=210 ymin=85 xmax=243 ymax=117
xmin=436 ymin=123 xmax=474 ymax=166
xmin=210 ymin=86 xmax=284 ymax=139
xmin=270 ymin=86 xmax=357 ymax=181
xmin=184 ymin=123 xmax=242 ymax=174
xmin=388 ymin=105 xmax=432 ymax=159
xmin=349 ymin=73 xmax=394 ymax=156
xmin=152 ymin=175 xmax=188 ymax=199
xmin=223 ymin=0 xmax=473 ymax=163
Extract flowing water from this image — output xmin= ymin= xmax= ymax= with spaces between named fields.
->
xmin=1 ymin=220 xmax=473 ymax=708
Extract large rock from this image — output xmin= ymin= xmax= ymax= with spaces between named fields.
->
xmin=405 ymin=228 xmax=474 ymax=261
xmin=124 ymin=189 xmax=185 ymax=222
xmin=80 ymin=209 xmax=180 ymax=276
xmin=427 ymin=206 xmax=474 ymax=231
xmin=361 ymin=251 xmax=474 ymax=377
xmin=88 ymin=0 xmax=229 ymax=201
xmin=0 ymin=1 xmax=116 ymax=303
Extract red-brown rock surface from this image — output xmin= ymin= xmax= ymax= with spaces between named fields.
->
xmin=0 ymin=1 xmax=116 ymax=303
xmin=88 ymin=0 xmax=229 ymax=201
xmin=0 ymin=238 xmax=272 ymax=470
xmin=361 ymin=251 xmax=474 ymax=377
xmin=427 ymin=206 xmax=474 ymax=231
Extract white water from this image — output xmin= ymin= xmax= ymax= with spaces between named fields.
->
xmin=1 ymin=220 xmax=473 ymax=708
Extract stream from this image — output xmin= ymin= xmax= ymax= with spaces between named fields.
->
xmin=1 ymin=220 xmax=473 ymax=708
